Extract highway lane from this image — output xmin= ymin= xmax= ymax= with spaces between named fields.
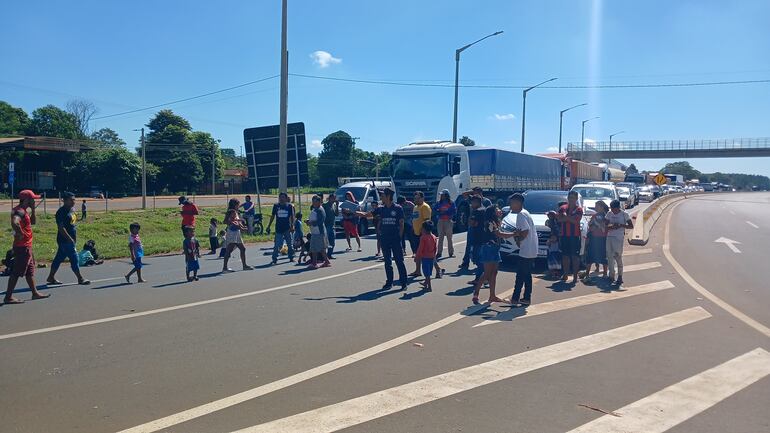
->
xmin=1 ymin=198 xmax=768 ymax=433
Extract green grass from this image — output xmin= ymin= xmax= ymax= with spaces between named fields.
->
xmin=2 ymin=206 xmax=312 ymax=263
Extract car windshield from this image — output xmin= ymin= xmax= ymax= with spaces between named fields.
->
xmin=521 ymin=192 xmax=569 ymax=213
xmin=572 ymin=186 xmax=614 ymax=199
xmin=391 ymin=155 xmax=447 ymax=179
xmin=639 ymin=186 xmax=651 ymax=192
xmin=335 ymin=186 xmax=366 ymax=203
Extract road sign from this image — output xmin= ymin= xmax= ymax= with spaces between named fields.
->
xmin=654 ymin=173 xmax=668 ymax=185
xmin=8 ymin=172 xmax=14 ymax=185
xmin=8 ymin=162 xmax=15 ymax=173
xmin=243 ymin=122 xmax=309 ymax=190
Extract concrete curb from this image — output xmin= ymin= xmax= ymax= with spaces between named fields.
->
xmin=629 ymin=192 xmax=701 ymax=245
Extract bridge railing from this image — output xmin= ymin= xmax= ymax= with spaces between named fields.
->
xmin=566 ymin=137 xmax=770 ymax=153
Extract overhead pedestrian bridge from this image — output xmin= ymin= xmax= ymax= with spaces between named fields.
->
xmin=566 ymin=137 xmax=770 ymax=162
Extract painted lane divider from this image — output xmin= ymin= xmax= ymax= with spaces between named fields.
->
xmin=228 ymin=308 xmax=712 ymax=433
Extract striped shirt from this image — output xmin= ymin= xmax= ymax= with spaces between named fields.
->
xmin=559 ymin=204 xmax=583 ymax=237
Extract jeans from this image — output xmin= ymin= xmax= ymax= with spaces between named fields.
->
xmin=325 ymin=223 xmax=336 ymax=256
xmin=245 ymin=214 xmax=255 ymax=235
xmin=381 ymin=237 xmax=407 ymax=286
xmin=513 ymin=257 xmax=534 ymax=301
xmin=272 ymin=231 xmax=294 ymax=260
xmin=402 ymin=223 xmax=412 ymax=252
xmin=51 ymin=242 xmax=80 ymax=275
xmin=437 ymin=219 xmax=454 ymax=256
xmin=461 ymin=241 xmax=473 ymax=267
xmin=606 ymin=236 xmax=624 ymax=278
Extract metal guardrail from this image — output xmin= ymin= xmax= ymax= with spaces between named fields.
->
xmin=566 ymin=137 xmax=770 ymax=153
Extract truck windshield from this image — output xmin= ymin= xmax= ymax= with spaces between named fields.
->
xmin=391 ymin=155 xmax=447 ymax=179
xmin=336 ymin=187 xmax=366 ymax=203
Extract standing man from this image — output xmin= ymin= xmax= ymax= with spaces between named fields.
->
xmin=4 ymin=190 xmax=50 ymax=304
xmin=179 ymin=196 xmax=199 ymax=235
xmin=267 ymin=192 xmax=295 ymax=265
xmin=241 ymin=195 xmax=256 ymax=235
xmin=500 ymin=193 xmax=537 ymax=306
xmin=373 ymin=188 xmax=408 ymax=290
xmin=408 ymin=191 xmax=432 ymax=277
xmin=465 ymin=195 xmax=486 ymax=284
xmin=46 ymin=191 xmax=90 ymax=286
xmin=557 ymin=190 xmax=583 ymax=284
xmin=606 ymin=199 xmax=633 ymax=286
xmin=81 ymin=199 xmax=87 ymax=221
xmin=321 ymin=193 xmax=339 ymax=259
xmin=308 ymin=195 xmax=331 ymax=268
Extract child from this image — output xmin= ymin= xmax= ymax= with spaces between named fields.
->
xmin=297 ymin=233 xmax=311 ymax=263
xmin=78 ymin=242 xmax=103 ymax=267
xmin=218 ymin=230 xmax=228 ymax=258
xmin=545 ymin=211 xmax=562 ymax=279
xmin=208 ymin=218 xmax=219 ymax=254
xmin=183 ymin=225 xmax=201 ymax=281
xmin=125 ymin=222 xmax=146 ymax=283
xmin=83 ymin=239 xmax=101 ymax=261
xmin=294 ymin=212 xmax=304 ymax=244
xmin=415 ymin=221 xmax=443 ymax=292
xmin=583 ymin=200 xmax=609 ymax=282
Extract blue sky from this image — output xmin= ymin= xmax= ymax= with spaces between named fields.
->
xmin=2 ymin=0 xmax=769 ymax=176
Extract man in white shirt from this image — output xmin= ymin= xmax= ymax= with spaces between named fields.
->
xmin=606 ymin=199 xmax=634 ymax=286
xmin=499 ymin=193 xmax=538 ymax=306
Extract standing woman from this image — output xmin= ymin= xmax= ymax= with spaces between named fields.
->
xmin=583 ymin=200 xmax=609 ymax=282
xmin=341 ymin=191 xmax=362 ymax=252
xmin=471 ymin=206 xmax=505 ymax=305
xmin=433 ymin=189 xmax=456 ymax=258
xmin=222 ymin=198 xmax=253 ymax=273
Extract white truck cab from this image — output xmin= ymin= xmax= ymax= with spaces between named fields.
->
xmin=391 ymin=141 xmax=470 ymax=206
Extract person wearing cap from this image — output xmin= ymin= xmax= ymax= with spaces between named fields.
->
xmin=370 ymin=187 xmax=408 ymax=289
xmin=4 ymin=190 xmax=50 ymax=304
xmin=606 ymin=199 xmax=633 ymax=286
xmin=408 ymin=191 xmax=432 ymax=277
xmin=179 ymin=196 xmax=199 ymax=236
xmin=46 ymin=192 xmax=90 ymax=286
xmin=433 ymin=189 xmax=456 ymax=258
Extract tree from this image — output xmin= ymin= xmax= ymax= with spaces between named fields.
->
xmin=317 ymin=130 xmax=355 ymax=186
xmin=307 ymin=154 xmax=319 ymax=186
xmin=146 ymin=109 xmax=192 ymax=143
xmin=66 ymin=99 xmax=98 ymax=137
xmin=26 ymin=105 xmax=80 ymax=139
xmin=459 ymin=136 xmax=475 ymax=146
xmin=0 ymin=101 xmax=29 ymax=135
xmin=659 ymin=161 xmax=701 ymax=181
xmin=626 ymin=163 xmax=639 ymax=174
xmin=90 ymin=128 xmax=125 ymax=148
xmin=66 ymin=147 xmax=141 ymax=194
xmin=187 ymin=130 xmax=223 ymax=186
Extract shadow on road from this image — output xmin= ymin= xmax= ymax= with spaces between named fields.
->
xmin=304 ymin=286 xmax=405 ymax=303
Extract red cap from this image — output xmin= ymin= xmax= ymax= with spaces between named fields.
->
xmin=19 ymin=189 xmax=41 ymax=200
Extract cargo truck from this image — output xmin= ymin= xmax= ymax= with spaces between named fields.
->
xmin=391 ymin=141 xmax=561 ymax=231
xmin=537 ymin=153 xmax=606 ymax=189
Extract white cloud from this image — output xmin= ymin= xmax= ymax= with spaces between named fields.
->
xmin=546 ymin=146 xmax=559 ymax=152
xmin=493 ymin=113 xmax=516 ymax=121
xmin=310 ymin=139 xmax=322 ymax=149
xmin=583 ymin=138 xmax=596 ymax=144
xmin=504 ymin=140 xmax=517 ymax=145
xmin=310 ymin=50 xmax=342 ymax=68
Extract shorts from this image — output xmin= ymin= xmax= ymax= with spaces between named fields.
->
xmin=477 ymin=243 xmax=501 ymax=265
xmin=11 ymin=246 xmax=35 ymax=278
xmin=186 ymin=259 xmax=200 ymax=272
xmin=421 ymin=258 xmax=435 ymax=277
xmin=559 ymin=236 xmax=581 ymax=257
xmin=310 ymin=231 xmax=329 ymax=253
xmin=225 ymin=228 xmax=243 ymax=245
xmin=132 ymin=257 xmax=144 ymax=269
xmin=343 ymin=220 xmax=358 ymax=237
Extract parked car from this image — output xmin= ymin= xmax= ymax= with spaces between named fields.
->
xmin=334 ymin=178 xmax=394 ymax=235
xmin=615 ymin=185 xmax=635 ymax=209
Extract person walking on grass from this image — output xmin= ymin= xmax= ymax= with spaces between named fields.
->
xmin=241 ymin=195 xmax=256 ymax=235
xmin=321 ymin=193 xmax=339 ymax=259
xmin=415 ymin=221 xmax=443 ymax=292
xmin=433 ymin=189 xmax=456 ymax=258
xmin=222 ymin=198 xmax=253 ymax=273
xmin=408 ymin=191 xmax=432 ymax=278
xmin=606 ymin=199 xmax=633 ymax=286
xmin=371 ymin=188 xmax=408 ymax=290
xmin=47 ymin=191 xmax=90 ymax=286
xmin=183 ymin=226 xmax=201 ymax=281
xmin=125 ymin=222 xmax=146 ymax=283
xmin=81 ymin=199 xmax=87 ymax=221
xmin=471 ymin=206 xmax=505 ymax=305
xmin=557 ymin=190 xmax=583 ymax=284
xmin=178 ymin=196 xmax=199 ymax=236
xmin=498 ymin=193 xmax=537 ymax=306
xmin=267 ymin=192 xmax=295 ymax=265
xmin=3 ymin=190 xmax=50 ymax=304
xmin=583 ymin=200 xmax=609 ymax=283
xmin=307 ymin=195 xmax=331 ymax=269
xmin=341 ymin=191 xmax=362 ymax=252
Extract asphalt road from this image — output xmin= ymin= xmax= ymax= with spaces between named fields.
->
xmin=0 ymin=194 xmax=767 ymax=433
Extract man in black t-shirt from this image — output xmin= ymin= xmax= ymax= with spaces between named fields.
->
xmin=268 ymin=192 xmax=295 ymax=264
xmin=47 ymin=192 xmax=90 ymax=285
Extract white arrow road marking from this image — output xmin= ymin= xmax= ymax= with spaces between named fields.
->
xmin=568 ymin=348 xmax=770 ymax=433
xmin=229 ymin=308 xmax=711 ymax=433
xmin=746 ymin=221 xmax=759 ymax=229
xmin=714 ymin=237 xmax=742 ymax=253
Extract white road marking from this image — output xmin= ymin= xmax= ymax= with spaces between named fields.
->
xmin=568 ymin=348 xmax=770 ymax=433
xmin=714 ymin=237 xmax=742 ymax=253
xmin=746 ymin=221 xmax=759 ymax=229
xmin=229 ymin=308 xmax=711 ymax=433
xmin=473 ymin=280 xmax=675 ymax=328
xmin=624 ymin=261 xmax=662 ymax=272
xmin=623 ymin=248 xmax=652 ymax=257
xmin=664 ymin=200 xmax=770 ymax=337
xmin=729 ymin=210 xmax=736 ymax=215
xmin=118 ymin=285 xmax=514 ymax=433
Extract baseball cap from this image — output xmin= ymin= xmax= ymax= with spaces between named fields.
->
xmin=178 ymin=196 xmax=187 ymax=204
xmin=440 ymin=189 xmax=450 ymax=196
xmin=19 ymin=189 xmax=41 ymax=200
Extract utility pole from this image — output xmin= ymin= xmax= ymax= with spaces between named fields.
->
xmin=520 ymin=77 xmax=557 ymax=153
xmin=135 ymin=128 xmax=146 ymax=209
xmin=278 ymin=0 xmax=289 ymax=194
xmin=581 ymin=117 xmax=599 ymax=159
xmin=211 ymin=147 xmax=216 ymax=195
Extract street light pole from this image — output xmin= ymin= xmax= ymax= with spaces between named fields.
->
xmin=451 ymin=30 xmax=503 ymax=143
xmin=558 ymin=103 xmax=587 ymax=153
xmin=133 ymin=128 xmax=147 ymax=209
xmin=278 ymin=0 xmax=289 ymax=194
xmin=580 ymin=116 xmax=600 ymax=158
xmin=520 ymin=77 xmax=557 ymax=153
xmin=609 ymin=130 xmax=625 ymax=154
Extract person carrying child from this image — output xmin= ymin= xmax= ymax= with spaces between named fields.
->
xmin=414 ymin=221 xmax=444 ymax=292
xmin=183 ymin=225 xmax=201 ymax=281
xmin=125 ymin=222 xmax=146 ymax=283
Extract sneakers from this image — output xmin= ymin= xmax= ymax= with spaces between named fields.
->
xmin=520 ymin=298 xmax=531 ymax=306
xmin=382 ymin=282 xmax=393 ymax=290
xmin=614 ymin=277 xmax=624 ymax=286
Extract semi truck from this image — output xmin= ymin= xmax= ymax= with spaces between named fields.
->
xmin=391 ymin=141 xmax=561 ymax=231
xmin=538 ymin=153 xmax=606 ymax=189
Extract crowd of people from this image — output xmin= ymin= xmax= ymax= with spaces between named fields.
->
xmin=2 ymin=186 xmax=633 ymax=307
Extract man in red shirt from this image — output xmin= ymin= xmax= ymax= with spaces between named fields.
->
xmin=557 ymin=190 xmax=584 ymax=284
xmin=179 ymin=196 xmax=199 ymax=235
xmin=4 ymin=190 xmax=50 ymax=304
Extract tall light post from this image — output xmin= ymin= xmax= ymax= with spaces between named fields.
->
xmin=520 ymin=77 xmax=557 ymax=153
xmin=608 ymin=130 xmax=625 ymax=156
xmin=452 ymin=30 xmax=504 ymax=143
xmin=133 ymin=128 xmax=146 ymax=209
xmin=278 ymin=0 xmax=289 ymax=194
xmin=558 ymin=103 xmax=587 ymax=153
xmin=580 ymin=117 xmax=600 ymax=158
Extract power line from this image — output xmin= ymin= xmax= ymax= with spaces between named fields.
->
xmin=91 ymin=75 xmax=279 ymax=120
